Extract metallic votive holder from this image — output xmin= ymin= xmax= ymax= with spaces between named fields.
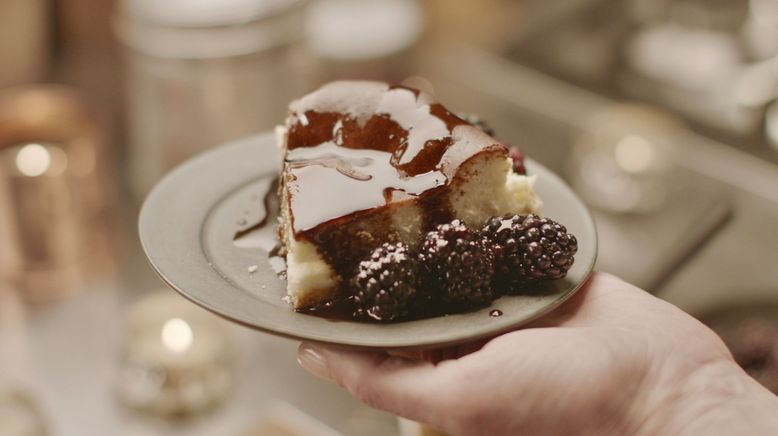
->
xmin=0 ymin=85 xmax=116 ymax=304
xmin=117 ymin=292 xmax=235 ymax=416
xmin=567 ymin=103 xmax=683 ymax=214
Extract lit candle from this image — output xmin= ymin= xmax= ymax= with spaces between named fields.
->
xmin=0 ymin=85 xmax=116 ymax=304
xmin=118 ymin=292 xmax=234 ymax=415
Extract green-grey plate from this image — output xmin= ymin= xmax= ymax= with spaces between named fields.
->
xmin=139 ymin=132 xmax=597 ymax=350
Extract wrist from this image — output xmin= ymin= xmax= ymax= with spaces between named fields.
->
xmin=632 ymin=359 xmax=778 ymax=435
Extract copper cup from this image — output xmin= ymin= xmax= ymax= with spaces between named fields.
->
xmin=0 ymin=85 xmax=116 ymax=304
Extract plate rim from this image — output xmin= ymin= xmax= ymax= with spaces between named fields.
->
xmin=139 ymin=132 xmax=598 ymax=350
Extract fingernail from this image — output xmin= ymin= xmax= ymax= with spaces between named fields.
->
xmin=297 ymin=343 xmax=331 ymax=380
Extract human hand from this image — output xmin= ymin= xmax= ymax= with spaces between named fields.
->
xmin=297 ymin=272 xmax=778 ymax=435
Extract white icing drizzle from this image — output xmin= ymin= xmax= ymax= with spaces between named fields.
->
xmin=290 ymin=81 xmax=389 ymax=127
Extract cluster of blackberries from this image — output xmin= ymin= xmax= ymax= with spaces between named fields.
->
xmin=350 ymin=214 xmax=577 ymax=322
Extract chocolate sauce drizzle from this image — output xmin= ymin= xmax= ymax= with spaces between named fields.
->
xmin=233 ymin=178 xmax=279 ymax=240
xmin=302 ymin=295 xmax=502 ymax=323
xmin=282 ymin=82 xmax=517 ymax=288
xmin=284 ymin=83 xmax=505 ymax=235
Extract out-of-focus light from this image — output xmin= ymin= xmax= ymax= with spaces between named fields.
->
xmin=15 ymin=143 xmax=51 ymax=177
xmin=161 ymin=318 xmax=193 ymax=353
xmin=614 ymin=135 xmax=655 ymax=173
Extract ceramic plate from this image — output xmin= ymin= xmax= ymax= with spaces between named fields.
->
xmin=139 ymin=132 xmax=597 ymax=349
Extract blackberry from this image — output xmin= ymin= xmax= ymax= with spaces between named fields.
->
xmin=483 ymin=214 xmax=577 ymax=287
xmin=418 ymin=220 xmax=496 ymax=307
xmin=458 ymin=113 xmax=495 ymax=137
xmin=351 ymin=242 xmax=417 ymax=322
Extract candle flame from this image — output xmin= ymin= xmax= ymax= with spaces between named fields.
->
xmin=614 ymin=135 xmax=655 ymax=174
xmin=16 ymin=143 xmax=51 ymax=177
xmin=161 ymin=318 xmax=193 ymax=353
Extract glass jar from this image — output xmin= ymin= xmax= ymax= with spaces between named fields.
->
xmin=114 ymin=0 xmax=312 ymax=196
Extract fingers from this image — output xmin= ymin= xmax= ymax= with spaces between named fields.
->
xmin=297 ymin=342 xmax=457 ymax=423
xmin=388 ymin=339 xmax=490 ymax=362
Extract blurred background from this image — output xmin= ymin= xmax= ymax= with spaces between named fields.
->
xmin=1 ymin=0 xmax=777 ymax=434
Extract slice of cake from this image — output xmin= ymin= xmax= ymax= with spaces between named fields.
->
xmin=277 ymin=81 xmax=542 ymax=310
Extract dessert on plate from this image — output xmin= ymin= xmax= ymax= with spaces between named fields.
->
xmin=276 ymin=81 xmax=577 ymax=321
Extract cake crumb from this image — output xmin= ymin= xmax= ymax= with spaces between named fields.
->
xmin=247 ymin=265 xmax=258 ymax=273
